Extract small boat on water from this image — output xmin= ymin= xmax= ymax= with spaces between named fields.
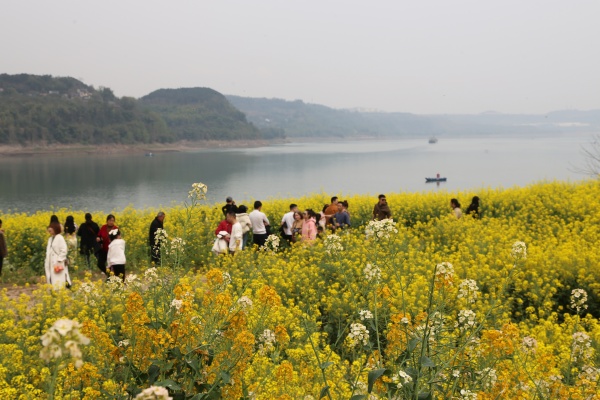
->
xmin=145 ymin=152 xmax=154 ymax=157
xmin=426 ymin=177 xmax=447 ymax=182
xmin=428 ymin=137 xmax=438 ymax=144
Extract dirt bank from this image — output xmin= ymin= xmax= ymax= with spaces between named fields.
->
xmin=0 ymin=139 xmax=286 ymax=157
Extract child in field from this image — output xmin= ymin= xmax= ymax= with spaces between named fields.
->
xmin=107 ymin=228 xmax=126 ymax=281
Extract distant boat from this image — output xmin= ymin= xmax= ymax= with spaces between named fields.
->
xmin=428 ymin=137 xmax=438 ymax=144
xmin=145 ymin=152 xmax=154 ymax=157
xmin=425 ymin=176 xmax=447 ymax=182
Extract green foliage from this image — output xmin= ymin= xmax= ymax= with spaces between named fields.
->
xmin=0 ymin=74 xmax=169 ymax=145
xmin=139 ymin=88 xmax=264 ymax=141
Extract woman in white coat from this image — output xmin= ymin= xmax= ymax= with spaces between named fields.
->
xmin=44 ymin=222 xmax=72 ymax=290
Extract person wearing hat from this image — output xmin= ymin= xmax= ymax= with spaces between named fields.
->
xmin=222 ymin=196 xmax=236 ymax=216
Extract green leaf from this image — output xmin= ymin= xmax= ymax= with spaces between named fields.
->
xmin=320 ymin=361 xmax=334 ymax=370
xmin=417 ymin=391 xmax=432 ymax=400
xmin=319 ymin=385 xmax=330 ymax=399
xmin=155 ymin=379 xmax=182 ymax=391
xmin=367 ymin=368 xmax=387 ymax=393
xmin=147 ymin=364 xmax=160 ymax=385
xmin=220 ymin=371 xmax=231 ymax=384
xmin=408 ymin=337 xmax=419 ymax=352
xmin=420 ymin=356 xmax=436 ymax=368
xmin=350 ymin=395 xmax=367 ymax=400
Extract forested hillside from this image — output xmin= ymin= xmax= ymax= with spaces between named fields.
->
xmin=0 ymin=74 xmax=170 ymax=145
xmin=139 ymin=88 xmax=276 ymax=141
xmin=227 ymin=95 xmax=600 ymax=138
xmin=0 ymin=74 xmax=269 ymax=146
xmin=226 ymin=95 xmax=433 ymax=137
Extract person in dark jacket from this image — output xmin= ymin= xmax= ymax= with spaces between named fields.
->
xmin=149 ymin=211 xmax=165 ymax=265
xmin=222 ymin=196 xmax=236 ymax=216
xmin=373 ymin=194 xmax=392 ymax=220
xmin=466 ymin=196 xmax=480 ymax=218
xmin=97 ymin=214 xmax=118 ymax=274
xmin=77 ymin=213 xmax=100 ymax=270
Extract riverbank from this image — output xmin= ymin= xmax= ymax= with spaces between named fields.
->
xmin=0 ymin=139 xmax=287 ymax=157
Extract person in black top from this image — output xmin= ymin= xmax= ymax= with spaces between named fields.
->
xmin=466 ymin=196 xmax=480 ymax=218
xmin=222 ymin=196 xmax=236 ymax=216
xmin=77 ymin=213 xmax=100 ymax=269
xmin=149 ymin=211 xmax=165 ymax=265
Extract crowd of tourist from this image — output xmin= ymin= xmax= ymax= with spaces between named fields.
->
xmin=0 ymin=192 xmax=480 ymax=290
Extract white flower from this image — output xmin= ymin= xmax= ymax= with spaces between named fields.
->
xmin=109 ymin=228 xmax=119 ymax=236
xmin=364 ymin=263 xmax=382 ymax=283
xmin=457 ymin=279 xmax=479 ymax=303
xmin=262 ymin=234 xmax=280 ymax=253
xmin=135 ymin=385 xmax=173 ymax=400
xmin=435 ymin=262 xmax=455 ymax=285
xmin=392 ymin=370 xmax=412 ymax=388
xmin=511 ymin=241 xmax=527 ymax=259
xmin=347 ymin=323 xmax=370 ymax=348
xmin=323 ymin=234 xmax=344 ymax=255
xmin=456 ymin=309 xmax=477 ymax=332
xmin=365 ymin=219 xmax=398 ymax=240
xmin=570 ymin=288 xmax=588 ymax=313
xmin=118 ymin=339 xmax=130 ymax=347
xmin=359 ymin=309 xmax=374 ymax=320
xmin=478 ymin=367 xmax=497 ymax=390
xmin=452 ymin=369 xmax=460 ymax=378
xmin=522 ymin=336 xmax=538 ymax=354
xmin=572 ymin=331 xmax=592 ymax=362
xmin=237 ymin=296 xmax=253 ymax=309
xmin=39 ymin=318 xmax=90 ymax=368
xmin=154 ymin=228 xmax=168 ymax=245
xmin=53 ymin=319 xmax=76 ymax=336
xmin=457 ymin=389 xmax=477 ymax=400
xmin=171 ymin=299 xmax=183 ymax=311
xmin=144 ymin=267 xmax=159 ymax=283
xmin=188 ymin=182 xmax=208 ymax=200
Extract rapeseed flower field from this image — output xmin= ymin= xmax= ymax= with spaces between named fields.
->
xmin=0 ymin=180 xmax=599 ymax=399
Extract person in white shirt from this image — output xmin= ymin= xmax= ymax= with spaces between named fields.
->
xmin=280 ymin=203 xmax=298 ymax=243
xmin=227 ymin=211 xmax=243 ymax=254
xmin=107 ymin=228 xmax=126 ymax=281
xmin=249 ymin=200 xmax=270 ymax=247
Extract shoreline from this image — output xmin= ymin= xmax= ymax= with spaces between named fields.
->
xmin=0 ymin=139 xmax=289 ymax=157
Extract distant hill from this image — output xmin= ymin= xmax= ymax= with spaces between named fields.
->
xmin=227 ymin=95 xmax=600 ymax=138
xmin=139 ymin=87 xmax=270 ymax=141
xmin=0 ymin=74 xmax=269 ymax=146
xmin=0 ymin=74 xmax=170 ymax=145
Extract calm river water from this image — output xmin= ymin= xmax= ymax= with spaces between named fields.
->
xmin=0 ymin=133 xmax=594 ymax=214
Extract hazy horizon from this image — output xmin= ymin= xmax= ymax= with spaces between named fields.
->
xmin=2 ymin=0 xmax=599 ymax=115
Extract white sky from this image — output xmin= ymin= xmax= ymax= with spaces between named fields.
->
xmin=2 ymin=0 xmax=599 ymax=114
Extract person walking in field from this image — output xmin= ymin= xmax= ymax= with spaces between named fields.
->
xmin=64 ymin=216 xmax=78 ymax=268
xmin=466 ymin=196 xmax=480 ymax=218
xmin=249 ymin=200 xmax=270 ymax=247
xmin=227 ymin=211 xmax=243 ymax=254
xmin=107 ymin=228 xmax=126 ymax=281
xmin=373 ymin=194 xmax=392 ymax=220
xmin=323 ymin=197 xmax=339 ymax=228
xmin=291 ymin=211 xmax=304 ymax=243
xmin=301 ymin=209 xmax=318 ymax=243
xmin=97 ymin=214 xmax=118 ymax=275
xmin=451 ymin=198 xmax=463 ymax=219
xmin=149 ymin=211 xmax=165 ymax=265
xmin=281 ymin=203 xmax=298 ymax=243
xmin=235 ymin=205 xmax=252 ymax=249
xmin=0 ymin=219 xmax=7 ymax=277
xmin=77 ymin=213 xmax=100 ymax=270
xmin=44 ymin=221 xmax=71 ymax=290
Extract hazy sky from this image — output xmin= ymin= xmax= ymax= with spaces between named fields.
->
xmin=2 ymin=0 xmax=599 ymax=114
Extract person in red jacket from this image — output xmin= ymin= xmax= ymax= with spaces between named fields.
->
xmin=96 ymin=214 xmax=118 ymax=275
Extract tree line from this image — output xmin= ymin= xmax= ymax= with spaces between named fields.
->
xmin=0 ymin=74 xmax=272 ymax=145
